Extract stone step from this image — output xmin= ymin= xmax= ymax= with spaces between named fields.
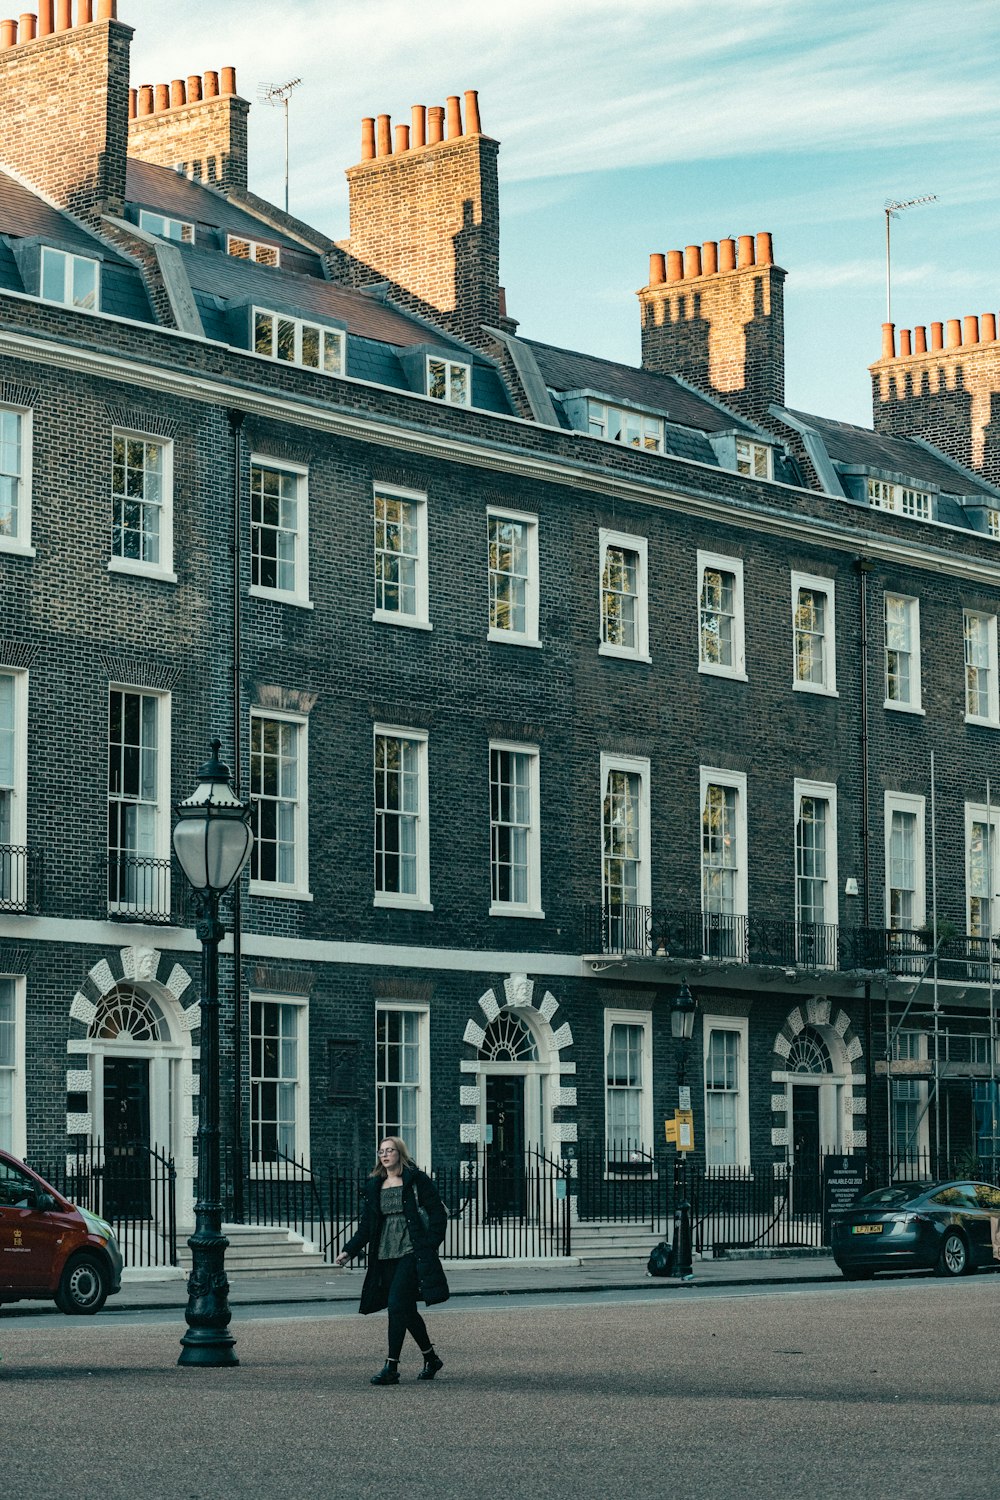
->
xmin=175 ymin=1223 xmax=328 ymax=1275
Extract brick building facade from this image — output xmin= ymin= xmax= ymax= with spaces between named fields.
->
xmin=1 ymin=4 xmax=998 ymax=1246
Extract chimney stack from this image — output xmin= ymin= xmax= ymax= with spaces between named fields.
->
xmin=638 ymin=230 xmax=786 ymax=421
xmin=128 ymin=62 xmax=248 ymax=194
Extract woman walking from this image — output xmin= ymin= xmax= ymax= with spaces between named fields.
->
xmin=335 ymin=1136 xmax=449 ymax=1384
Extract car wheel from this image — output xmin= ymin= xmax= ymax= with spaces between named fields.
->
xmin=55 ymin=1254 xmax=109 ymax=1315
xmin=936 ymin=1230 xmax=969 ymax=1278
xmin=841 ymin=1266 xmax=876 ymax=1280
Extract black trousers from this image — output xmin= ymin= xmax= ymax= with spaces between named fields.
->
xmin=377 ymin=1254 xmax=431 ymax=1360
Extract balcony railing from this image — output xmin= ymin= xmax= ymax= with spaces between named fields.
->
xmin=0 ymin=843 xmax=41 ymax=913
xmin=107 ymin=853 xmax=177 ymax=925
xmin=585 ymin=904 xmax=1000 ymax=980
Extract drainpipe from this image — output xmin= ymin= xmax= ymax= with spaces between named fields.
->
xmin=228 ymin=408 xmax=246 ymax=1223
xmin=855 ymin=557 xmax=875 ymax=1165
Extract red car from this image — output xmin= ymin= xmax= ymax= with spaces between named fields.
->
xmin=0 ymin=1148 xmax=123 ymax=1314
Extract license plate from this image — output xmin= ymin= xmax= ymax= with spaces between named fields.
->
xmin=852 ymin=1223 xmax=883 ymax=1235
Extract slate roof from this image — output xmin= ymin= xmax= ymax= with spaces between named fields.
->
xmin=787 ymin=408 xmax=1000 ymax=502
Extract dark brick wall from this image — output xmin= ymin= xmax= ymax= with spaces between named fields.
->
xmin=871 ymin=342 xmax=1000 ymax=490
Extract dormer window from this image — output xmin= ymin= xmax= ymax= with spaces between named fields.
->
xmin=40 ymin=247 xmax=99 ymax=311
xmin=427 ymin=357 xmax=470 ymax=406
xmin=988 ymin=510 xmax=1000 ymax=539
xmin=867 ymin=478 xmax=932 ymax=520
xmin=735 ymin=439 xmax=771 ymax=479
xmin=253 ymin=308 xmax=344 ymax=375
xmin=229 ymin=235 xmax=280 ymax=267
xmin=588 ymin=401 xmax=663 ymax=453
xmin=139 ymin=209 xmax=194 ymax=244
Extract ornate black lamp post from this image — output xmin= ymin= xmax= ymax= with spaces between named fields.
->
xmin=670 ymin=979 xmax=697 ymax=1282
xmin=172 ymin=742 xmax=253 ymax=1367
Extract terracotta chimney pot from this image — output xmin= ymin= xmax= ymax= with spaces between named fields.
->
xmin=899 ymin=329 xmax=912 ymax=357
xmin=719 ymin=237 xmax=736 ymax=272
xmin=756 ymin=231 xmax=774 ymax=266
xmin=38 ymin=0 xmax=53 ymax=34
xmin=55 ymin=0 xmax=72 ymax=30
xmin=982 ymin=312 xmax=998 ymax=343
xmin=360 ymin=117 xmax=375 ymax=161
xmin=220 ymin=66 xmax=236 ymax=96
xmin=914 ymin=325 xmax=927 ymax=354
xmin=96 ymin=0 xmax=116 ymax=17
xmin=446 ymin=94 xmax=462 ymax=138
xmin=963 ymin=314 xmax=979 ymax=346
xmin=946 ymin=318 xmax=962 ymax=348
xmin=701 ymin=241 xmax=718 ymax=277
xmin=203 ymin=70 xmax=219 ymax=98
xmin=170 ymin=78 xmax=186 ymax=109
xmin=427 ymin=105 xmax=444 ymax=144
xmin=684 ymin=244 xmax=702 ymax=279
xmin=464 ymin=89 xmax=481 ymax=135
xmin=154 ymin=82 xmax=169 ymax=113
xmin=376 ymin=114 xmax=392 ymax=156
xmin=737 ymin=234 xmax=755 ymax=269
xmin=666 ymin=249 xmax=684 ymax=283
xmin=648 ymin=253 xmax=666 ymax=287
xmin=0 ymin=19 xmax=19 ymax=47
xmin=79 ymin=0 xmax=92 ymax=19
xmin=881 ymin=322 xmax=896 ymax=360
xmin=137 ymin=83 xmax=153 ymax=115
xmin=930 ymin=321 xmax=944 ymax=351
xmin=395 ymin=123 xmax=409 ymax=153
xmin=187 ymin=74 xmax=202 ymax=102
xmin=18 ymin=14 xmax=37 ymax=43
xmin=411 ymin=105 xmax=426 ymax=149
xmin=128 ymin=86 xmax=136 ymax=119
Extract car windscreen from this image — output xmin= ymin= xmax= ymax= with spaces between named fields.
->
xmin=856 ymin=1185 xmax=929 ymax=1208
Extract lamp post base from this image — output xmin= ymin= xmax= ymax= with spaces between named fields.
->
xmin=177 ymin=1227 xmax=239 ymax=1368
xmin=178 ymin=1328 xmax=240 ymax=1367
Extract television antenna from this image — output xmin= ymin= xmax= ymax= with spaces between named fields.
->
xmin=884 ymin=194 xmax=937 ymax=324
xmin=257 ymin=78 xmax=303 ymax=214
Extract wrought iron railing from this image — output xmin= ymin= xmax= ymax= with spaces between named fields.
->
xmin=31 ymin=1139 xmax=177 ymax=1268
xmin=106 ymin=853 xmax=178 ymax=924
xmin=0 ymin=842 xmax=41 ymax=913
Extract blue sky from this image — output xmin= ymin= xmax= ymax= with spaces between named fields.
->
xmin=131 ymin=0 xmax=1000 ymax=425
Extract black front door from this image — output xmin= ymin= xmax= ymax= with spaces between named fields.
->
xmin=103 ymin=1058 xmax=151 ymax=1218
xmin=485 ymin=1075 xmax=525 ymax=1218
xmin=792 ymin=1086 xmax=821 ymax=1214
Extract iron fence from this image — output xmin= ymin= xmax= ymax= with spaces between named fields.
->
xmin=106 ymin=853 xmax=177 ymax=925
xmin=0 ymin=842 xmax=40 ymax=913
xmin=224 ymin=1147 xmax=330 ymax=1255
xmin=32 ymin=1140 xmax=177 ymax=1268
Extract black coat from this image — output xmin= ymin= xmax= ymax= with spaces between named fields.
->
xmin=342 ymin=1165 xmax=450 ymax=1314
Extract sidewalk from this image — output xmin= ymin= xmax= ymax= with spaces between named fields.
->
xmin=2 ymin=1251 xmax=842 ymax=1319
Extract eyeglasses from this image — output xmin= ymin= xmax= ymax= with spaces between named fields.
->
xmin=378 ymin=1148 xmax=397 ymax=1157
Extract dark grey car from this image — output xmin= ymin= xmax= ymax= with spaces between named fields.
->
xmin=830 ymin=1180 xmax=1000 ymax=1279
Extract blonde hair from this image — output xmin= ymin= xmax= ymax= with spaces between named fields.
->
xmin=371 ymin=1136 xmax=415 ymax=1178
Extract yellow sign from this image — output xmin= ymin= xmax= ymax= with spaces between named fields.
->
xmin=664 ymin=1111 xmax=696 ymax=1152
xmin=664 ymin=1119 xmax=677 ymax=1144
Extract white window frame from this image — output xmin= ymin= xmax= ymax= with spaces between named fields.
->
xmin=698 ymin=551 xmax=747 ymax=680
xmin=891 ymin=1029 xmax=929 ymax=1167
xmin=230 ymin=235 xmax=280 ymax=266
xmin=107 ymin=428 xmax=175 ymax=582
xmin=489 ymin=740 xmax=543 ymax=919
xmin=252 ymin=306 xmax=344 ymax=376
xmin=373 ymin=726 xmax=432 ymax=911
xmin=373 ymin=484 xmax=430 ymax=630
xmin=487 ymin=507 xmax=540 ymax=647
xmin=600 ymin=753 xmax=651 ymax=948
xmin=375 ymin=1002 xmax=431 ymax=1167
xmin=794 ymin=778 xmax=839 ymax=944
xmin=0 ymin=668 xmax=28 ymax=904
xmin=588 ymin=400 xmax=664 ymax=453
xmin=965 ymin=801 xmax=1000 ymax=941
xmin=604 ymin=1008 xmax=654 ymax=1160
xmin=700 ymin=766 xmax=748 ymax=919
xmin=599 ymin=528 xmax=650 ymax=663
xmin=39 ymin=246 xmax=100 ymax=311
xmin=867 ymin=477 xmax=932 ymax=520
xmin=250 ymin=454 xmax=312 ymax=608
xmin=426 ymin=356 xmax=471 ymax=407
xmin=702 ymin=1014 xmax=750 ymax=1170
xmin=963 ymin=610 xmax=1000 ymax=727
xmin=106 ymin=686 xmax=171 ymax=917
xmin=248 ymin=992 xmax=309 ymax=1171
xmin=0 ymin=975 xmax=26 ymax=1159
xmin=735 ymin=438 xmax=772 ymax=480
xmin=138 ymin=209 xmax=194 ymax=244
xmin=884 ymin=791 xmax=926 ymax=932
xmin=249 ymin=709 xmax=311 ymax=899
xmin=0 ymin=403 xmax=33 ymax=557
xmin=790 ymin=571 xmax=837 ymax=696
xmin=884 ymin=593 xmax=923 ymax=714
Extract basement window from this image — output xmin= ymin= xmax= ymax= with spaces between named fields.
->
xmin=427 ymin=357 xmax=470 ymax=406
xmin=39 ymin=247 xmax=99 ymax=311
xmin=253 ymin=308 xmax=344 ymax=376
xmin=229 ymin=235 xmax=281 ymax=267
xmin=139 ymin=210 xmax=194 ymax=244
xmin=867 ymin=478 xmax=932 ymax=520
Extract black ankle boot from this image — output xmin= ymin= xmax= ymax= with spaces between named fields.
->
xmin=370 ymin=1360 xmax=400 ymax=1385
xmin=417 ymin=1349 xmax=444 ymax=1380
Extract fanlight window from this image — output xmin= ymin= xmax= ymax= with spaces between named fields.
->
xmin=787 ymin=1027 xmax=832 ymax=1075
xmin=89 ymin=986 xmax=162 ymax=1043
xmin=478 ymin=1011 xmax=538 ymax=1062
